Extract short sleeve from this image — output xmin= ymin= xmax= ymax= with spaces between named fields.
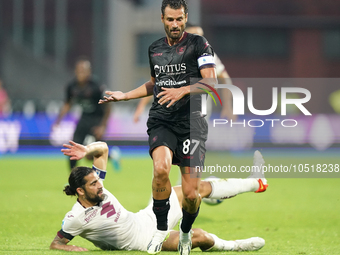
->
xmin=195 ymin=36 xmax=216 ymax=70
xmin=149 ymin=45 xmax=156 ymax=78
xmin=60 ymin=211 xmax=83 ymax=238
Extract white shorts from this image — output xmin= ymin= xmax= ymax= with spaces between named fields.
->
xmin=130 ymin=188 xmax=182 ymax=251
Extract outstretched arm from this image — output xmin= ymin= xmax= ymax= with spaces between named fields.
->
xmin=50 ymin=234 xmax=88 ymax=251
xmin=61 ymin=140 xmax=109 ymax=170
xmin=99 ymin=77 xmax=155 ymax=104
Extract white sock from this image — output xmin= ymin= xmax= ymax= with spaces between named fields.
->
xmin=208 ymin=178 xmax=258 ymax=199
xmin=208 ymin=233 xmax=235 ymax=251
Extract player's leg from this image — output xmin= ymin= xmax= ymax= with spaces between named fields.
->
xmin=147 ymin=146 xmax=173 ymax=254
xmin=71 ymin=118 xmax=95 ymax=170
xmin=70 ymin=123 xmax=87 ymax=170
xmin=147 ymin=120 xmax=178 ymax=254
xmin=152 ymin=146 xmax=173 ymax=200
xmin=173 ymin=150 xmax=267 ymax=205
xmin=176 ymin=117 xmax=207 ymax=255
xmin=177 ymin=167 xmax=201 ymax=255
xmin=162 ymin=229 xmax=213 ymax=251
xmin=204 ymin=150 xmax=268 ymax=201
xmin=162 ymin=229 xmax=265 ymax=252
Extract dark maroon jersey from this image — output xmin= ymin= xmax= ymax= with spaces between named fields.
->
xmin=148 ymin=32 xmax=215 ymax=121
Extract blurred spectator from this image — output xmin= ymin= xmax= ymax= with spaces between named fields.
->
xmin=0 ymin=79 xmax=11 ymax=117
xmin=53 ymin=57 xmax=111 ymax=171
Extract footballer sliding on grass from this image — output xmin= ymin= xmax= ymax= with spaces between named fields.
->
xmin=50 ymin=141 xmax=267 ymax=252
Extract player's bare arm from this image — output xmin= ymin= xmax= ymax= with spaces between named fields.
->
xmin=50 ymin=234 xmax=88 ymax=251
xmin=157 ymin=67 xmax=217 ymax=107
xmin=98 ymin=77 xmax=155 ymax=104
xmin=62 ymin=140 xmax=108 ymax=170
xmin=53 ymin=101 xmax=71 ymax=127
xmin=218 ymin=69 xmax=237 ymax=120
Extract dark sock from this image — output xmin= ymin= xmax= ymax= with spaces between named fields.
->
xmin=153 ymin=198 xmax=170 ymax=231
xmin=181 ymin=207 xmax=200 ymax=233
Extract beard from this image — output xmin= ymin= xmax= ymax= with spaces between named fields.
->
xmin=165 ymin=25 xmax=184 ymax=40
xmin=84 ymin=189 xmax=104 ymax=204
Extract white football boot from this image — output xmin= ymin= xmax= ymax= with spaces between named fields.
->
xmin=147 ymin=230 xmax=169 ymax=254
xmin=234 ymin=237 xmax=265 ymax=251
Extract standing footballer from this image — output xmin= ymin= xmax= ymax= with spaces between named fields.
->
xmin=100 ymin=1 xmax=217 ymax=254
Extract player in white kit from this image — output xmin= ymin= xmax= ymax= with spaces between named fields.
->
xmin=50 ymin=140 xmax=267 ymax=252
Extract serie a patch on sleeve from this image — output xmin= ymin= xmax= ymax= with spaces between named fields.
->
xmin=198 ymin=55 xmax=215 ymax=68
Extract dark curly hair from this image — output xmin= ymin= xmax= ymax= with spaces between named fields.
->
xmin=161 ymin=0 xmax=188 ymax=16
xmin=63 ymin=166 xmax=94 ymax=196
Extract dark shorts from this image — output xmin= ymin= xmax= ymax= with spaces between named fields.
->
xmin=147 ymin=117 xmax=208 ymax=168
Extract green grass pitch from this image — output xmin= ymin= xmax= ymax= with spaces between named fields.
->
xmin=0 ymin=150 xmax=340 ymax=254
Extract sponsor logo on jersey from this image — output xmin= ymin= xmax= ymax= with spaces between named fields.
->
xmin=176 ymin=46 xmax=186 ymax=55
xmin=153 ymin=53 xmax=163 ymax=57
xmin=101 ymin=202 xmax=116 ymax=218
xmin=155 ymin=79 xmax=187 ymax=87
xmin=204 ymin=41 xmax=209 ymax=49
xmin=114 ymin=210 xmax=121 ymax=223
xmin=84 ymin=208 xmax=99 ymax=224
xmin=154 ymin=63 xmax=186 ymax=77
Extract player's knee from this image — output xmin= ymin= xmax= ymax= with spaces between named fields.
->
xmin=183 ymin=189 xmax=199 ymax=202
xmin=153 ymin=160 xmax=170 ymax=183
xmin=154 ymin=160 xmax=171 ymax=175
xmin=192 ymin=229 xmax=212 ymax=250
xmin=195 ymin=229 xmax=209 ymax=241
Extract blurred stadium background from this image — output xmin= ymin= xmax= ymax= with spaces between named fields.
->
xmin=0 ymin=0 xmax=340 ymax=154
xmin=1 ymin=1 xmax=340 ymax=254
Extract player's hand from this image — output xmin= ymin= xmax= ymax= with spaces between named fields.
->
xmin=99 ymin=91 xmax=127 ymax=104
xmin=133 ymin=112 xmax=141 ymax=123
xmin=157 ymin=87 xmax=187 ymax=108
xmin=61 ymin=141 xmax=88 ymax=160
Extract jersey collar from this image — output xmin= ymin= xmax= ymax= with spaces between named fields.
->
xmin=164 ymin=32 xmax=188 ymax=46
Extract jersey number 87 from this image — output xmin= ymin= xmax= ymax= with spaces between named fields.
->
xmin=182 ymin=139 xmax=200 ymax=155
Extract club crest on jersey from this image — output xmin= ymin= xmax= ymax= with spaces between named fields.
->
xmin=176 ymin=46 xmax=186 ymax=55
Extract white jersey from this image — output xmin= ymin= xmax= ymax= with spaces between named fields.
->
xmin=59 ymin=187 xmax=182 ymax=251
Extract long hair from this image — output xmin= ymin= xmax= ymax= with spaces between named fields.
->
xmin=161 ymin=0 xmax=188 ymax=16
xmin=63 ymin=167 xmax=94 ymax=196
